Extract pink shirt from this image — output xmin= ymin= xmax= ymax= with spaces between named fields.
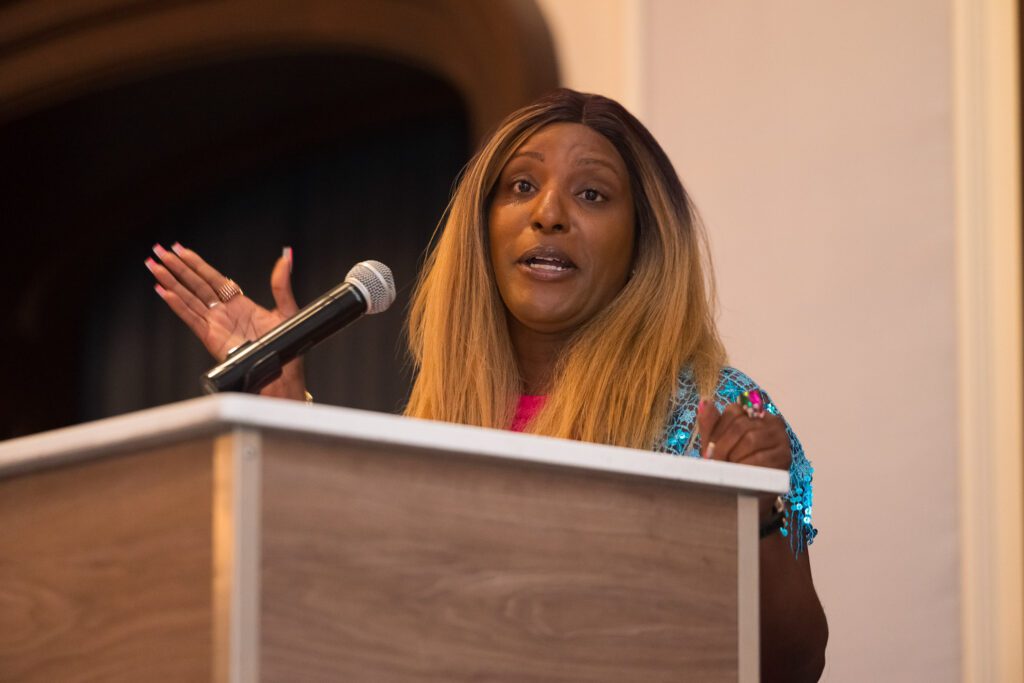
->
xmin=510 ymin=395 xmax=546 ymax=432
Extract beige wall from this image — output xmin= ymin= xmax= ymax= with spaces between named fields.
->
xmin=643 ymin=3 xmax=960 ymax=679
xmin=534 ymin=0 xmax=642 ymax=115
xmin=536 ymin=0 xmax=963 ymax=679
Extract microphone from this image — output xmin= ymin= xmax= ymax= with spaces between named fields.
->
xmin=201 ymin=260 xmax=396 ymax=394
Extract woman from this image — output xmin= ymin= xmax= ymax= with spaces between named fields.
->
xmin=147 ymin=88 xmax=827 ymax=681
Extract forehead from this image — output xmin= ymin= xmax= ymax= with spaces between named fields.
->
xmin=511 ymin=122 xmax=626 ymax=169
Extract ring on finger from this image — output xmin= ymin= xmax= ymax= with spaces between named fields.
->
xmin=216 ymin=278 xmax=243 ymax=303
xmin=737 ymin=389 xmax=767 ymax=419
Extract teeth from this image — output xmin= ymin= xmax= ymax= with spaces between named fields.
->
xmin=527 ymin=261 xmax=570 ymax=271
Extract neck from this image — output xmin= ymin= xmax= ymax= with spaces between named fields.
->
xmin=507 ymin=317 xmax=573 ymax=395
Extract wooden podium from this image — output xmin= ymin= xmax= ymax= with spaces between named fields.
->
xmin=0 ymin=395 xmax=787 ymax=682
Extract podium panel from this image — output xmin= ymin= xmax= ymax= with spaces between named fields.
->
xmin=0 ymin=439 xmax=215 ymax=682
xmin=260 ymin=431 xmax=739 ymax=681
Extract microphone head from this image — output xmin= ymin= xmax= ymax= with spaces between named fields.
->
xmin=344 ymin=260 xmax=396 ymax=314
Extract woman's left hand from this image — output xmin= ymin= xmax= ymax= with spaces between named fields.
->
xmin=696 ymin=399 xmax=791 ymax=469
xmin=696 ymin=399 xmax=792 ymax=518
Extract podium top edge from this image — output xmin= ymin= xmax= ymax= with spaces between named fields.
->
xmin=0 ymin=394 xmax=789 ymax=495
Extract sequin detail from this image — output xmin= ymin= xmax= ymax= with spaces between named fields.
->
xmin=655 ymin=366 xmax=818 ymax=556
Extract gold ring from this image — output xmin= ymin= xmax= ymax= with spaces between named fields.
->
xmin=216 ymin=279 xmax=243 ymax=303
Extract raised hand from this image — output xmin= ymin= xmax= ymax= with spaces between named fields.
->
xmin=145 ymin=242 xmax=307 ymax=400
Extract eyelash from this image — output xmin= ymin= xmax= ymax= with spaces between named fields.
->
xmin=511 ymin=179 xmax=606 ymax=202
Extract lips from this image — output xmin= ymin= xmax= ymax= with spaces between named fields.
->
xmin=516 ymin=245 xmax=577 ymax=273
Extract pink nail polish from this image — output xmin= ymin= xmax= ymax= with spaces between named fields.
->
xmin=144 ymin=257 xmax=156 ymax=271
xmin=152 ymin=243 xmax=165 ymax=256
xmin=171 ymin=242 xmax=184 ymax=255
xmin=154 ymin=283 xmax=166 ymax=296
xmin=698 ymin=399 xmax=706 ymax=413
xmin=284 ymin=246 xmax=293 ymax=274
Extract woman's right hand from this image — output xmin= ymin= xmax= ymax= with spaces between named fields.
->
xmin=145 ymin=242 xmax=307 ymax=401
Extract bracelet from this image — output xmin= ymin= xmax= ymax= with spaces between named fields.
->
xmin=759 ymin=496 xmax=789 ymax=539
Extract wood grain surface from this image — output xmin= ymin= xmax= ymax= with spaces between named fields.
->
xmin=0 ymin=439 xmax=214 ymax=682
xmin=260 ymin=432 xmax=739 ymax=682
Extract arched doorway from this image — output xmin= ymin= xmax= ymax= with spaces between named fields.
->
xmin=0 ymin=0 xmax=559 ymax=437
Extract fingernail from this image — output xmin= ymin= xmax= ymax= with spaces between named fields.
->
xmin=283 ymin=246 xmax=293 ymax=274
xmin=705 ymin=442 xmax=716 ymax=459
xmin=171 ymin=242 xmax=184 ymax=255
xmin=152 ymin=243 xmax=165 ymax=257
xmin=154 ymin=283 xmax=166 ymax=296
xmin=144 ymin=257 xmax=156 ymax=271
xmin=698 ymin=399 xmax=706 ymax=413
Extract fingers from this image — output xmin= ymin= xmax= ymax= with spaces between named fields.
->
xmin=699 ymin=400 xmax=791 ymax=470
xmin=703 ymin=403 xmax=747 ymax=460
xmin=733 ymin=445 xmax=792 ymax=471
xmin=710 ymin=405 xmax=765 ymax=458
xmin=153 ymin=283 xmax=207 ymax=339
xmin=152 ymin=243 xmax=221 ymax=306
xmin=696 ymin=398 xmax=722 ymax=458
xmin=270 ymin=247 xmax=298 ymax=316
xmin=169 ymin=242 xmax=231 ymax=293
xmin=145 ymin=256 xmax=211 ymax=319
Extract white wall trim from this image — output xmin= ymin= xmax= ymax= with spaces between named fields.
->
xmin=952 ymin=0 xmax=1024 ymax=679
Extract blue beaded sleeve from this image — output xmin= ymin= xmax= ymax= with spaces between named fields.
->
xmin=655 ymin=366 xmax=817 ymax=556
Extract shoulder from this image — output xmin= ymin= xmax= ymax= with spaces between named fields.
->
xmin=667 ymin=365 xmax=773 ymax=411
xmin=658 ymin=365 xmax=774 ymax=455
xmin=709 ymin=367 xmax=785 ymax=418
xmin=711 ymin=367 xmax=766 ymax=405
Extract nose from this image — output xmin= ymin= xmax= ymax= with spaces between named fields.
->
xmin=530 ymin=187 xmax=567 ymax=233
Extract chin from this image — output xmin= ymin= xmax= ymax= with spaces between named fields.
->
xmin=510 ymin=306 xmax=585 ymax=335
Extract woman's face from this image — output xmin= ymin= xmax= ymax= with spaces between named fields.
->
xmin=488 ymin=122 xmax=636 ymax=337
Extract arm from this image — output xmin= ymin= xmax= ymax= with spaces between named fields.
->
xmin=698 ymin=399 xmax=828 ymax=681
xmin=759 ymin=524 xmax=828 ymax=682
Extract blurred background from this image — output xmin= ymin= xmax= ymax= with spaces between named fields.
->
xmin=1 ymin=1 xmax=1020 ymax=681
xmin=0 ymin=0 xmax=559 ymax=434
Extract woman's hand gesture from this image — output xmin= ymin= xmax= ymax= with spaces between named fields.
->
xmin=145 ymin=242 xmax=307 ymax=401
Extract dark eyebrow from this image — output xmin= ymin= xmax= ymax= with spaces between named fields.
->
xmin=576 ymin=156 xmax=623 ymax=179
xmin=512 ymin=150 xmax=544 ymax=161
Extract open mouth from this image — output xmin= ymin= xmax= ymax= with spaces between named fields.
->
xmin=522 ymin=256 xmax=574 ymax=272
xmin=517 ymin=246 xmax=577 ymax=273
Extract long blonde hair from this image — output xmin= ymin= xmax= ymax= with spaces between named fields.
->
xmin=406 ymin=89 xmax=726 ymax=449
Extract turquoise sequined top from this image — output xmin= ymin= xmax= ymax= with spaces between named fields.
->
xmin=655 ymin=366 xmax=817 ymax=555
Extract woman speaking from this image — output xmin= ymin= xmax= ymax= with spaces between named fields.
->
xmin=146 ymin=89 xmax=828 ymax=681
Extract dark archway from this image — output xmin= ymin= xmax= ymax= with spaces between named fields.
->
xmin=0 ymin=2 xmax=559 ymax=438
xmin=0 ymin=0 xmax=558 ymax=138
